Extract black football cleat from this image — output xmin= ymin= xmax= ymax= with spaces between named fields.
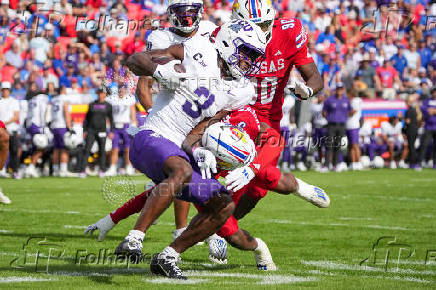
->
xmin=150 ymin=253 xmax=187 ymax=280
xmin=114 ymin=238 xmax=143 ymax=264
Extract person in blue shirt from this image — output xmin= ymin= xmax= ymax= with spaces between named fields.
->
xmin=316 ymin=26 xmax=336 ymax=45
xmin=418 ymin=40 xmax=432 ymax=69
xmin=390 ymin=46 xmax=408 ymax=79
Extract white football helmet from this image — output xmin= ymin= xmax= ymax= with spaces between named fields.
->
xmin=33 ymin=134 xmax=49 ymax=150
xmin=202 ymin=122 xmax=256 ymax=171
xmin=214 ymin=19 xmax=266 ymax=80
xmin=63 ymin=131 xmax=83 ymax=150
xmin=231 ymin=0 xmax=276 ymax=42
xmin=167 ymin=0 xmax=203 ymax=33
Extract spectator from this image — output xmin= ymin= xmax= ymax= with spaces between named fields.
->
xmin=4 ymin=43 xmax=24 ymax=69
xmin=59 ymin=64 xmax=77 ymax=88
xmin=376 ymin=60 xmax=403 ymax=99
xmin=380 ymin=116 xmax=407 ymax=169
xmin=322 ymin=83 xmax=351 ymax=171
xmin=404 ymin=42 xmax=421 ymax=70
xmin=356 ymin=57 xmax=378 ymax=97
xmin=418 ymin=39 xmax=432 ymax=70
xmin=390 ymin=46 xmax=408 ymax=78
xmin=42 ymin=65 xmax=59 ymax=90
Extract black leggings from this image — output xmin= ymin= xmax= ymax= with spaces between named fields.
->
xmin=418 ymin=129 xmax=436 ymax=164
xmin=405 ymin=130 xmax=417 ymax=165
xmin=81 ymin=131 xmax=107 ymax=171
xmin=8 ymin=132 xmax=20 ymax=172
xmin=325 ymin=123 xmax=345 ymax=167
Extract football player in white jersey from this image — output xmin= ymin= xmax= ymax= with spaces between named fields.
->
xmin=346 ymin=91 xmax=363 ymax=170
xmin=115 ymin=19 xmax=270 ymax=279
xmin=311 ymin=94 xmax=328 ymax=169
xmin=25 ymin=93 xmax=50 ymax=178
xmin=136 ymin=0 xmax=220 ymax=257
xmin=50 ymin=86 xmax=74 ymax=177
xmin=380 ymin=116 xmax=408 ymax=169
xmin=106 ymin=86 xmax=137 ymax=176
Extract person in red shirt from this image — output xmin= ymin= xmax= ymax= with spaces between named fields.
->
xmin=376 ymin=60 xmax=403 ymax=99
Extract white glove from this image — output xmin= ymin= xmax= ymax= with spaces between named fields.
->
xmin=288 ymin=80 xmax=314 ymax=100
xmin=153 ymin=60 xmax=187 ymax=87
xmin=193 ymin=147 xmax=217 ymax=179
xmin=225 ymin=165 xmax=255 ymax=192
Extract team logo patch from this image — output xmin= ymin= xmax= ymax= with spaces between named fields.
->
xmin=229 ymin=22 xmax=244 ymax=33
xmin=314 ymin=187 xmax=326 ymax=201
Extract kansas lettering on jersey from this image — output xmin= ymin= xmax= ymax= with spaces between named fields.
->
xmin=28 ymin=94 xmax=49 ymax=127
xmin=251 ymin=18 xmax=313 ymax=123
xmin=142 ymin=35 xmax=255 ymax=147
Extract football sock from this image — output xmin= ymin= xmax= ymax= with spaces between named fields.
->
xmin=60 ymin=162 xmax=67 ymax=172
xmin=110 ymin=189 xmax=151 ymax=224
xmin=162 ymin=246 xmax=180 ymax=257
xmin=53 ymin=164 xmax=59 ymax=172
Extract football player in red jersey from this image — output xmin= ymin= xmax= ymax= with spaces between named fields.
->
xmin=226 ymin=0 xmax=324 ymax=216
xmin=0 ymin=121 xmax=11 ymax=204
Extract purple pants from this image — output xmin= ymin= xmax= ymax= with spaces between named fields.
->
xmin=113 ymin=124 xmax=131 ymax=150
xmin=280 ymin=127 xmax=291 ymax=163
xmin=313 ymin=127 xmax=327 ymax=147
xmin=27 ymin=123 xmax=41 ymax=137
xmin=52 ymin=128 xmax=67 ymax=149
xmin=346 ymin=128 xmax=359 ymax=145
xmin=129 ymin=130 xmax=228 ymax=205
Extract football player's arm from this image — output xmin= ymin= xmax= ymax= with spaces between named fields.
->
xmin=126 ymin=44 xmax=184 ymax=76
xmin=297 ymin=62 xmax=324 ymax=95
xmin=0 ymin=128 xmax=9 ymax=170
xmin=136 ymin=76 xmax=153 ymax=111
xmin=182 ymin=111 xmax=230 ymax=154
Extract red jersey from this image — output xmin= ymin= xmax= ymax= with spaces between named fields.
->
xmin=250 ymin=18 xmax=314 ymax=125
xmin=223 ymin=106 xmax=260 ymax=141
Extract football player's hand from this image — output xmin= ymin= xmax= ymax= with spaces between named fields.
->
xmin=153 ymin=60 xmax=188 ymax=86
xmin=193 ymin=147 xmax=217 ymax=179
xmin=288 ymin=80 xmax=314 ymax=100
xmin=225 ymin=165 xmax=255 ymax=192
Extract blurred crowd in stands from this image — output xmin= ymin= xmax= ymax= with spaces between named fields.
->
xmin=0 ymin=0 xmax=436 ymax=178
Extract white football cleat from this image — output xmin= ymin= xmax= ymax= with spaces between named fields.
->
xmin=296 ymin=161 xmax=307 ymax=171
xmin=0 ymin=189 xmax=11 ymax=204
xmin=25 ymin=165 xmax=40 ymax=178
xmin=390 ymin=161 xmax=397 ymax=169
xmin=398 ymin=160 xmax=408 ymax=169
xmin=126 ymin=165 xmax=135 ymax=176
xmin=254 ymin=238 xmax=277 ymax=271
xmin=206 ymin=234 xmax=228 ymax=264
xmin=84 ymin=215 xmax=115 ymax=241
xmin=59 ymin=170 xmax=78 ymax=177
xmin=105 ymin=166 xmax=117 ymax=177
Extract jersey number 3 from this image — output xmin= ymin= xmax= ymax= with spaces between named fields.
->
xmin=182 ymin=87 xmax=215 ymax=118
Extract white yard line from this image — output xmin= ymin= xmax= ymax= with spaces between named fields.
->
xmin=267 ymin=219 xmax=412 ymax=231
xmin=0 ymin=229 xmax=11 ymax=233
xmin=145 ymin=278 xmax=209 ymax=284
xmin=0 ymin=207 xmax=103 ymax=216
xmin=63 ymin=225 xmax=87 ymax=229
xmin=0 ymin=276 xmax=56 ymax=283
xmin=185 ymin=271 xmax=316 ymax=284
xmin=338 ymin=217 xmax=373 ymax=221
xmin=302 ymin=260 xmax=436 ymax=276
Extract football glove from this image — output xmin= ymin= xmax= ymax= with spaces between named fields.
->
xmin=225 ymin=165 xmax=255 ymax=192
xmin=153 ymin=60 xmax=188 ymax=88
xmin=192 ymin=147 xmax=217 ymax=179
xmin=288 ymin=80 xmax=314 ymax=100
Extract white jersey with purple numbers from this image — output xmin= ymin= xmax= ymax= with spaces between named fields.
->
xmin=380 ymin=121 xmax=403 ymax=143
xmin=311 ymin=102 xmax=327 ymax=128
xmin=360 ymin=121 xmax=373 ymax=144
xmin=346 ymin=97 xmax=363 ymax=130
xmin=28 ymin=94 xmax=49 ymax=127
xmin=146 ymin=20 xmax=218 ymax=51
xmin=107 ymin=96 xmax=136 ymax=128
xmin=142 ymin=34 xmax=256 ymax=147
xmin=50 ymin=94 xmax=69 ymax=129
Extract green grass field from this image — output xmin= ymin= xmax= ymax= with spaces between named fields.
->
xmin=0 ymin=169 xmax=435 ymax=289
